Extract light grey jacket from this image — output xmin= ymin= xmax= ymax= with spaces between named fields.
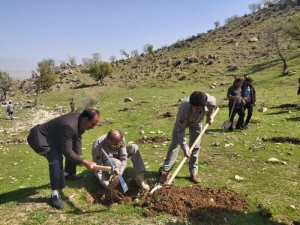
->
xmin=92 ymin=134 xmax=127 ymax=189
xmin=175 ymin=93 xmax=216 ymax=152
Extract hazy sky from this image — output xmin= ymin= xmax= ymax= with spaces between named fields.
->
xmin=0 ymin=0 xmax=256 ymax=78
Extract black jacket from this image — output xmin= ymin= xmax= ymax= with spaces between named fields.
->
xmin=27 ymin=113 xmax=84 ymax=165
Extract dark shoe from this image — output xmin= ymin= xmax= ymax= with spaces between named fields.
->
xmin=51 ymin=194 xmax=64 ymax=209
xmin=190 ymin=174 xmax=201 ymax=183
xmin=159 ymin=171 xmax=170 ymax=184
xmin=228 ymin=126 xmax=233 ymax=132
xmin=293 ymin=222 xmax=300 ymax=225
xmin=235 ymin=126 xmax=244 ymax=130
xmin=65 ymin=174 xmax=83 ymax=181
xmin=244 ymin=123 xmax=249 ymax=129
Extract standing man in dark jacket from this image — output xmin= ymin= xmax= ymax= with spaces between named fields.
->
xmin=6 ymin=101 xmax=14 ymax=120
xmin=242 ymin=77 xmax=256 ymax=128
xmin=227 ymin=78 xmax=245 ymax=131
xmin=27 ymin=108 xmax=100 ymax=209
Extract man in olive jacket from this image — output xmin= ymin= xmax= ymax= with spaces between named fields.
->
xmin=27 ymin=108 xmax=100 ymax=209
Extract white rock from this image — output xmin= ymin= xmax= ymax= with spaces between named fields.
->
xmin=13 ymin=163 xmax=18 ymax=166
xmin=140 ymin=130 xmax=144 ymax=134
xmin=128 ymin=141 xmax=134 ymax=144
xmin=153 ymin=145 xmax=159 ymax=148
xmin=235 ymin=175 xmax=245 ymax=181
xmin=124 ymin=97 xmax=133 ymax=102
xmin=149 ymin=131 xmax=156 ymax=134
xmin=267 ymin=157 xmax=280 ymax=162
xmin=258 ymin=107 xmax=268 ymax=112
xmin=290 ymin=205 xmax=296 ymax=209
xmin=224 ymin=143 xmax=234 ymax=148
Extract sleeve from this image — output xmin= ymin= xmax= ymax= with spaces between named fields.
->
xmin=92 ymin=139 xmax=110 ymax=189
xmin=227 ymin=87 xmax=232 ymax=98
xmin=59 ymin=125 xmax=83 ymax=165
xmin=118 ymin=137 xmax=128 ymax=175
xmin=73 ymin=135 xmax=82 ymax=156
xmin=175 ymin=103 xmax=189 ymax=152
xmin=206 ymin=94 xmax=216 ymax=120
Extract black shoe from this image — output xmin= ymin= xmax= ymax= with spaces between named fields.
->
xmin=293 ymin=222 xmax=300 ymax=225
xmin=65 ymin=174 xmax=83 ymax=181
xmin=228 ymin=126 xmax=233 ymax=132
xmin=51 ymin=194 xmax=64 ymax=209
xmin=235 ymin=126 xmax=244 ymax=130
xmin=244 ymin=124 xmax=249 ymax=129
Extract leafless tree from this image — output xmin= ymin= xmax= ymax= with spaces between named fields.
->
xmin=82 ymin=58 xmax=93 ymax=66
xmin=214 ymin=21 xmax=220 ymax=29
xmin=266 ymin=28 xmax=288 ymax=75
xmin=109 ymin=55 xmax=116 ymax=63
xmin=68 ymin=56 xmax=77 ymax=67
xmin=92 ymin=53 xmax=101 ymax=63
xmin=120 ymin=49 xmax=130 ymax=59
xmin=131 ymin=50 xmax=139 ymax=57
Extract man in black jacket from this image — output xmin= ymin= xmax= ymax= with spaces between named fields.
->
xmin=242 ymin=77 xmax=256 ymax=128
xmin=27 ymin=108 xmax=100 ymax=209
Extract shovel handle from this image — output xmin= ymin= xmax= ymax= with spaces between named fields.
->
xmin=166 ymin=107 xmax=219 ymax=185
xmin=93 ymin=165 xmax=113 ymax=173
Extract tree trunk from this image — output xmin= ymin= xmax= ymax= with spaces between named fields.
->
xmin=282 ymin=58 xmax=288 ymax=75
xmin=3 ymin=90 xmax=7 ymax=101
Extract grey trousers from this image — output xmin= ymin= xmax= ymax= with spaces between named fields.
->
xmin=103 ymin=144 xmax=146 ymax=177
xmin=162 ymin=123 xmax=201 ymax=175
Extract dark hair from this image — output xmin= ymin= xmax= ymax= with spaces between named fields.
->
xmin=107 ymin=129 xmax=123 ymax=141
xmin=246 ymin=77 xmax=252 ymax=82
xmin=80 ymin=108 xmax=100 ymax=121
xmin=234 ymin=78 xmax=242 ymax=83
xmin=189 ymin=91 xmax=207 ymax=107
xmin=9 ymin=101 xmax=11 ymax=104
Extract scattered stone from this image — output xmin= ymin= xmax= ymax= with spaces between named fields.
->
xmin=124 ymin=97 xmax=133 ymax=102
xmin=267 ymin=157 xmax=280 ymax=163
xmin=258 ymin=107 xmax=268 ymax=112
xmin=249 ymin=37 xmax=259 ymax=42
xmin=235 ymin=175 xmax=245 ymax=181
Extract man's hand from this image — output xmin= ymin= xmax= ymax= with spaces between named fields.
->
xmin=81 ymin=160 xmax=96 ymax=171
xmin=111 ymin=189 xmax=123 ymax=201
xmin=184 ymin=149 xmax=191 ymax=158
xmin=206 ymin=119 xmax=214 ymax=125
xmin=109 ymin=176 xmax=120 ymax=189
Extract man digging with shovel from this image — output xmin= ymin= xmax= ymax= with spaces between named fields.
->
xmin=159 ymin=91 xmax=216 ymax=184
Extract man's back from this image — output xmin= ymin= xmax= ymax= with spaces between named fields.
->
xmin=7 ymin=103 xmax=14 ymax=112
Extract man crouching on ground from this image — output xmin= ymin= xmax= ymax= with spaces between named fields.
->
xmin=92 ymin=129 xmax=150 ymax=201
xmin=159 ymin=91 xmax=216 ymax=184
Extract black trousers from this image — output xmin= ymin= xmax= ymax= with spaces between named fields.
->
xmin=65 ymin=158 xmax=76 ymax=175
xmin=243 ymin=102 xmax=253 ymax=124
xmin=229 ymin=102 xmax=245 ymax=128
xmin=44 ymin=150 xmax=66 ymax=190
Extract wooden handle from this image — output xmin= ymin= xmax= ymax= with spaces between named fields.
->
xmin=93 ymin=165 xmax=112 ymax=173
xmin=166 ymin=107 xmax=219 ymax=185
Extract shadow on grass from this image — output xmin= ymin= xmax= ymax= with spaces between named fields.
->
xmin=0 ymin=184 xmax=49 ymax=205
xmin=72 ymin=83 xmax=98 ymax=89
xmin=286 ymin=117 xmax=300 ymax=122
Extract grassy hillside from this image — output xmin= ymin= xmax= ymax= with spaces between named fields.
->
xmin=0 ymin=1 xmax=300 ymax=224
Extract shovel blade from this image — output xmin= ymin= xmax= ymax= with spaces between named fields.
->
xmin=150 ymin=184 xmax=163 ymax=194
xmin=118 ymin=175 xmax=128 ymax=193
xmin=224 ymin=121 xmax=232 ymax=130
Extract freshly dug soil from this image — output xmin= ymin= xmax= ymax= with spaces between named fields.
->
xmin=118 ymin=108 xmax=136 ymax=112
xmin=263 ymin=137 xmax=300 ymax=145
xmin=159 ymin=112 xmax=175 ymax=118
xmin=136 ymin=136 xmax=170 ymax=143
xmin=143 ymin=185 xmax=249 ymax=223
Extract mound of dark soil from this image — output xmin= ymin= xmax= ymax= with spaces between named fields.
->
xmin=263 ymin=137 xmax=300 ymax=145
xmin=249 ymin=119 xmax=260 ymax=124
xmin=143 ymin=185 xmax=248 ymax=223
xmin=137 ymin=136 xmax=170 ymax=143
xmin=118 ymin=108 xmax=136 ymax=112
xmin=134 ymin=101 xmax=150 ymax=106
xmin=159 ymin=112 xmax=175 ymax=118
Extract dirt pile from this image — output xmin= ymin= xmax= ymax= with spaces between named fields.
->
xmin=136 ymin=136 xmax=170 ymax=143
xmin=263 ymin=137 xmax=300 ymax=145
xmin=143 ymin=185 xmax=248 ymax=223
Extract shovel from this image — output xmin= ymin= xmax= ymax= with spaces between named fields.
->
xmin=101 ymin=148 xmax=129 ymax=193
xmin=150 ymin=107 xmax=219 ymax=194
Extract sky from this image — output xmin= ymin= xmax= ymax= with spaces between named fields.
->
xmin=0 ymin=0 xmax=256 ymax=79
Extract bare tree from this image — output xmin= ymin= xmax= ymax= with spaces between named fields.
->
xmin=131 ymin=50 xmax=139 ymax=57
xmin=143 ymin=44 xmax=155 ymax=62
xmin=68 ymin=56 xmax=77 ymax=67
xmin=109 ymin=55 xmax=116 ymax=63
xmin=214 ymin=21 xmax=220 ymax=29
xmin=266 ymin=28 xmax=288 ymax=75
xmin=120 ymin=49 xmax=130 ymax=59
xmin=225 ymin=15 xmax=239 ymax=25
xmin=249 ymin=3 xmax=258 ymax=13
xmin=92 ymin=53 xmax=101 ymax=63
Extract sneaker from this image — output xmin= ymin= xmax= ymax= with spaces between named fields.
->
xmin=190 ymin=174 xmax=201 ymax=183
xmin=235 ymin=126 xmax=244 ymax=130
xmin=134 ymin=172 xmax=150 ymax=191
xmin=51 ymin=194 xmax=64 ymax=209
xmin=65 ymin=174 xmax=83 ymax=181
xmin=244 ymin=123 xmax=249 ymax=129
xmin=228 ymin=126 xmax=233 ymax=132
xmin=159 ymin=171 xmax=170 ymax=184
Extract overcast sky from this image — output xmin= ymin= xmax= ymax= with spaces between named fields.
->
xmin=0 ymin=0 xmax=256 ymax=79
